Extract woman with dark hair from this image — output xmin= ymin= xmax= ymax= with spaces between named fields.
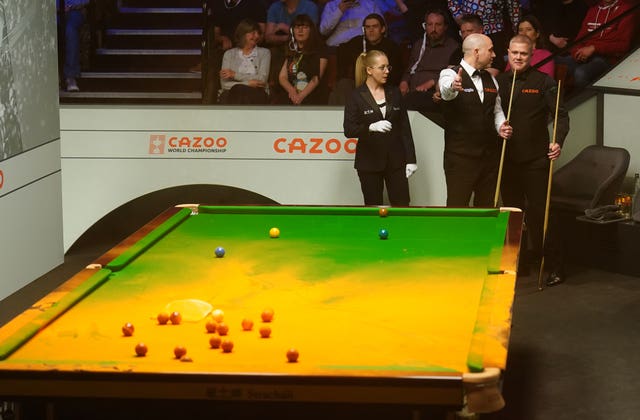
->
xmin=277 ymin=14 xmax=328 ymax=105
xmin=506 ymin=15 xmax=555 ymax=77
xmin=218 ymin=19 xmax=271 ymax=104
xmin=343 ymin=50 xmax=417 ymax=206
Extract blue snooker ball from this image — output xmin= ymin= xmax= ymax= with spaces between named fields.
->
xmin=215 ymin=247 xmax=225 ymax=258
xmin=379 ymin=229 xmax=389 ymax=240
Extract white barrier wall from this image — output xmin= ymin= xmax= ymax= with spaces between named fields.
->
xmin=603 ymin=94 xmax=640 ymax=176
xmin=60 ymin=106 xmax=447 ymax=251
xmin=0 ymin=143 xmax=63 ymax=299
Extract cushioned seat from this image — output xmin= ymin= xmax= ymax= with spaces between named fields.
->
xmin=551 ymin=145 xmax=631 ymax=213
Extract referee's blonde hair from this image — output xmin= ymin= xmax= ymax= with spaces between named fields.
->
xmin=354 ymin=50 xmax=387 ymax=87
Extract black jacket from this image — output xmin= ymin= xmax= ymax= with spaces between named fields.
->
xmin=343 ymin=84 xmax=416 ymax=171
xmin=497 ymin=66 xmax=569 ymax=163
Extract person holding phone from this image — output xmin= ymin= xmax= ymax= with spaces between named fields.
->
xmin=320 ymin=0 xmax=381 ymax=47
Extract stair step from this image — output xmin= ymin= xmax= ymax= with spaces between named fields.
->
xmin=60 ymin=91 xmax=201 ymax=98
xmin=75 ymin=72 xmax=202 ymax=92
xmin=81 ymin=71 xmax=200 ymax=79
xmin=59 ymin=90 xmax=203 ymax=105
xmin=106 ymin=29 xmax=202 ymax=36
xmin=96 ymin=48 xmax=200 ymax=56
xmin=103 ymin=28 xmax=202 ymax=49
xmin=110 ymin=11 xmax=202 ymax=29
xmin=120 ymin=0 xmax=202 ymax=8
xmin=118 ymin=7 xmax=201 ymax=14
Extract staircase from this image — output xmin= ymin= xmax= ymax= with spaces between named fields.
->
xmin=60 ymin=0 xmax=204 ymax=104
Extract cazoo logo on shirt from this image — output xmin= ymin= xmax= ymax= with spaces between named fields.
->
xmin=149 ymin=134 xmax=228 ymax=154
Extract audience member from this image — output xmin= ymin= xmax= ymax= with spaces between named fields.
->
xmin=392 ymin=0 xmax=453 ymax=43
xmin=265 ymin=0 xmax=320 ymax=101
xmin=555 ymin=0 xmax=638 ymax=90
xmin=447 ymin=0 xmax=521 ymax=71
xmin=505 ymin=15 xmax=555 ymax=78
xmin=438 ymin=33 xmax=512 ymax=207
xmin=265 ymin=0 xmax=320 ymax=46
xmin=330 ymin=13 xmax=402 ymax=104
xmin=537 ymin=0 xmax=589 ymax=51
xmin=57 ymin=0 xmax=90 ymax=92
xmin=206 ymin=1 xmax=267 ymax=102
xmin=320 ymin=0 xmax=381 ymax=47
xmin=219 ymin=20 xmax=271 ymax=104
xmin=313 ymin=0 xmax=331 ymax=12
xmin=449 ymin=13 xmax=500 ymax=76
xmin=376 ymin=0 xmax=411 ymax=44
xmin=343 ymin=50 xmax=417 ymax=206
xmin=399 ymin=9 xmax=459 ymax=114
xmin=278 ymin=14 xmax=329 ymax=104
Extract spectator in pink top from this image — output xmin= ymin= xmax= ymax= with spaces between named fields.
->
xmin=506 ymin=15 xmax=555 ymax=78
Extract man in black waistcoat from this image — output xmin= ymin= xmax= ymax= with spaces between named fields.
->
xmin=438 ymin=33 xmax=512 ymax=207
xmin=498 ymin=34 xmax=570 ymax=285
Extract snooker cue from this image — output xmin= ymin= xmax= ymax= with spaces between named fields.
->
xmin=493 ymin=69 xmax=517 ymax=207
xmin=537 ymin=80 xmax=562 ymax=291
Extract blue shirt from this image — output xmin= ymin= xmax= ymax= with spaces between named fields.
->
xmin=267 ymin=0 xmax=319 ymax=26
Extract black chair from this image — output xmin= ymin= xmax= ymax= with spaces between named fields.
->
xmin=544 ymin=145 xmax=630 ymax=284
xmin=551 ymin=145 xmax=630 ymax=212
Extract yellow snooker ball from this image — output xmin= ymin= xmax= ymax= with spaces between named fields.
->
xmin=269 ymin=227 xmax=280 ymax=238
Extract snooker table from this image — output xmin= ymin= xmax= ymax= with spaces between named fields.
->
xmin=0 ymin=205 xmax=522 ymax=417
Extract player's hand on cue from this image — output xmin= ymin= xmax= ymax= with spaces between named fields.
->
xmin=548 ymin=143 xmax=562 ymax=160
xmin=499 ymin=121 xmax=513 ymax=139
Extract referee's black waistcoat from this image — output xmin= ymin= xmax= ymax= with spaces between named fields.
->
xmin=441 ymin=67 xmax=499 ymax=158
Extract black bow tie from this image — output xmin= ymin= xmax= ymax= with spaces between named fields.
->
xmin=472 ymin=70 xmax=483 ymax=77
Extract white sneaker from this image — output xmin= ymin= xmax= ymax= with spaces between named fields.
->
xmin=66 ymin=78 xmax=79 ymax=92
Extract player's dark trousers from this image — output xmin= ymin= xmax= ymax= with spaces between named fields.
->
xmin=444 ymin=151 xmax=498 ymax=207
xmin=501 ymin=156 xmax=550 ymax=263
xmin=358 ymin=166 xmax=410 ymax=206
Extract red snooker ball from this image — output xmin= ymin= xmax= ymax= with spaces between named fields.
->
xmin=261 ymin=308 xmax=274 ymax=323
xmin=209 ymin=336 xmax=222 ymax=349
xmin=259 ymin=326 xmax=271 ymax=338
xmin=286 ymin=348 xmax=299 ymax=363
xmin=122 ymin=322 xmax=135 ymax=337
xmin=205 ymin=319 xmax=217 ymax=333
xmin=216 ymin=322 xmax=229 ymax=336
xmin=221 ymin=340 xmax=234 ymax=353
xmin=241 ymin=318 xmax=254 ymax=331
xmin=169 ymin=311 xmax=182 ymax=325
xmin=135 ymin=343 xmax=148 ymax=357
xmin=173 ymin=345 xmax=187 ymax=359
xmin=157 ymin=312 xmax=170 ymax=325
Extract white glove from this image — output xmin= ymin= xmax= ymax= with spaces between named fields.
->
xmin=406 ymin=163 xmax=418 ymax=178
xmin=369 ymin=120 xmax=392 ymax=133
